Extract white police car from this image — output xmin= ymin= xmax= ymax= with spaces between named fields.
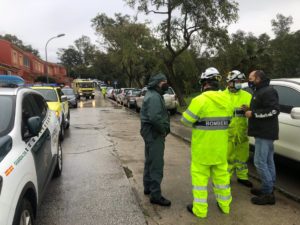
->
xmin=0 ymin=76 xmax=62 ymax=225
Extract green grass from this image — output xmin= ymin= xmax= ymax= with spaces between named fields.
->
xmin=177 ymin=92 xmax=201 ymax=113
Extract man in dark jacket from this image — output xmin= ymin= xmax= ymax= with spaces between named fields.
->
xmin=140 ymin=73 xmax=171 ymax=207
xmin=244 ymin=70 xmax=279 ymax=205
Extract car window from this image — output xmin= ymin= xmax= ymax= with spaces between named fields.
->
xmin=79 ymin=82 xmax=94 ymax=88
xmin=34 ymin=89 xmax=58 ymax=102
xmin=0 ymin=95 xmax=15 ymax=137
xmin=32 ymin=94 xmax=48 ymax=121
xmin=165 ymin=87 xmax=174 ymax=95
xmin=62 ymin=88 xmax=75 ymax=95
xmin=272 ymin=85 xmax=300 ymax=113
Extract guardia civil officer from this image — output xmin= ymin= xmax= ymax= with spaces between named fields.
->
xmin=140 ymin=73 xmax=171 ymax=206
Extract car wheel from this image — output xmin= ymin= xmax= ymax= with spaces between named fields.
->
xmin=59 ymin=122 xmax=65 ymax=141
xmin=91 ymin=96 xmax=95 ymax=99
xmin=13 ymin=198 xmax=35 ymax=225
xmin=136 ymin=107 xmax=140 ymax=113
xmin=74 ymin=103 xmax=78 ymax=108
xmin=65 ymin=111 xmax=70 ymax=130
xmin=53 ymin=141 xmax=63 ymax=178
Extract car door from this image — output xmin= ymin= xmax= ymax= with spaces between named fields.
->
xmin=22 ymin=93 xmax=53 ymax=199
xmin=271 ymin=84 xmax=300 ymax=161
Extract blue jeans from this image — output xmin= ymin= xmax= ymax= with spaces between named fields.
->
xmin=254 ymin=138 xmax=276 ymax=194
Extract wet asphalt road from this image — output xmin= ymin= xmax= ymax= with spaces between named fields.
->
xmin=36 ymin=93 xmax=146 ymax=225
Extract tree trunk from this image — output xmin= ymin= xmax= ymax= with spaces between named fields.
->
xmin=165 ymin=61 xmax=186 ymax=107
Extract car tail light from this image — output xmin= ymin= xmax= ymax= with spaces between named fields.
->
xmin=56 ymin=111 xmax=60 ymax=118
xmin=0 ymin=176 xmax=3 ymax=195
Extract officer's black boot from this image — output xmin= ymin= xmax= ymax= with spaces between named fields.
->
xmin=187 ymin=204 xmax=193 ymax=214
xmin=251 ymin=193 xmax=276 ymax=205
xmin=150 ymin=196 xmax=171 ymax=206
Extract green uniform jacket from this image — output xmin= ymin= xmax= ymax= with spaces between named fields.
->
xmin=140 ymin=88 xmax=170 ymax=139
xmin=181 ymin=91 xmax=233 ymax=165
xmin=223 ymin=88 xmax=252 ymax=143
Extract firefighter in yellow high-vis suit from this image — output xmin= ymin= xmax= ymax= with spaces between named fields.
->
xmin=224 ymin=70 xmax=253 ymax=187
xmin=181 ymin=67 xmax=233 ymax=218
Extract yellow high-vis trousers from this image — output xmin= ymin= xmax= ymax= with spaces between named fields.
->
xmin=191 ymin=163 xmax=232 ymax=218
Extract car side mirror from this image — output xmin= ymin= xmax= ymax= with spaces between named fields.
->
xmin=61 ymin=95 xmax=68 ymax=102
xmin=27 ymin=116 xmax=42 ymax=137
xmin=291 ymin=107 xmax=300 ymax=119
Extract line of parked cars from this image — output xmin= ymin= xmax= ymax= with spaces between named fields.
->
xmin=106 ymin=86 xmax=179 ymax=115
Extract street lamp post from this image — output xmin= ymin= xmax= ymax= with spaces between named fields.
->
xmin=45 ymin=33 xmax=65 ymax=83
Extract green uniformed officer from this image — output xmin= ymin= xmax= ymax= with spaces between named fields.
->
xmin=181 ymin=67 xmax=233 ymax=218
xmin=140 ymin=73 xmax=171 ymax=207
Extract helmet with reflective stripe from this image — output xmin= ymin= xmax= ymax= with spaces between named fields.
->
xmin=200 ymin=67 xmax=221 ymax=83
xmin=226 ymin=70 xmax=245 ymax=82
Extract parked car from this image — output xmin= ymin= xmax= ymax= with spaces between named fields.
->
xmin=123 ymin=89 xmax=141 ymax=108
xmin=135 ymin=86 xmax=178 ymax=114
xmin=31 ymin=86 xmax=70 ymax=141
xmin=117 ymin=88 xmax=134 ymax=105
xmin=62 ymin=87 xmax=78 ymax=108
xmin=113 ymin=89 xmax=121 ymax=101
xmin=106 ymin=88 xmax=114 ymax=99
xmin=243 ymin=78 xmax=300 ymax=162
xmin=0 ymin=76 xmax=62 ymax=225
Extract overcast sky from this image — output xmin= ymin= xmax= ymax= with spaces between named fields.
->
xmin=1 ymin=0 xmax=300 ymax=62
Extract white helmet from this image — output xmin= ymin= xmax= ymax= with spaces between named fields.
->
xmin=227 ymin=70 xmax=246 ymax=82
xmin=200 ymin=67 xmax=221 ymax=81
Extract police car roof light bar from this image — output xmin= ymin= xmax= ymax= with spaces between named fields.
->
xmin=0 ymin=75 xmax=25 ymax=87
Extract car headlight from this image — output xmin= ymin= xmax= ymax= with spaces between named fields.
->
xmin=56 ymin=111 xmax=60 ymax=118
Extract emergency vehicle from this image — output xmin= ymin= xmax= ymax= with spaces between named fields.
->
xmin=71 ymin=79 xmax=95 ymax=99
xmin=0 ymin=75 xmax=62 ymax=225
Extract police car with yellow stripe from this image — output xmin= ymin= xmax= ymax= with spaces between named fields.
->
xmin=0 ymin=76 xmax=62 ymax=225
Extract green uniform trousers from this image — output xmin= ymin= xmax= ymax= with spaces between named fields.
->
xmin=191 ymin=163 xmax=232 ymax=218
xmin=227 ymin=141 xmax=249 ymax=180
xmin=142 ymin=131 xmax=165 ymax=200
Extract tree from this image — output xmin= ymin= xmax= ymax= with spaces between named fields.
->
xmin=57 ymin=36 xmax=97 ymax=78
xmin=92 ymin=13 xmax=160 ymax=87
xmin=125 ymin=0 xmax=238 ymax=106
xmin=271 ymin=14 xmax=293 ymax=37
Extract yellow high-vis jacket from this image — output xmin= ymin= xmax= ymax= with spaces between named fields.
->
xmin=181 ymin=90 xmax=233 ymax=165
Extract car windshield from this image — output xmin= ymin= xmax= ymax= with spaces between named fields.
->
xmin=35 ymin=89 xmax=58 ymax=102
xmin=165 ymin=87 xmax=174 ymax=95
xmin=0 ymin=95 xmax=15 ymax=137
xmin=62 ymin=89 xmax=75 ymax=95
xmin=79 ymin=82 xmax=94 ymax=88
xmin=131 ymin=90 xmax=141 ymax=96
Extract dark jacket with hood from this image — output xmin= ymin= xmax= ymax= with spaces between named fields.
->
xmin=248 ymin=78 xmax=280 ymax=140
xmin=140 ymin=74 xmax=170 ymax=140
